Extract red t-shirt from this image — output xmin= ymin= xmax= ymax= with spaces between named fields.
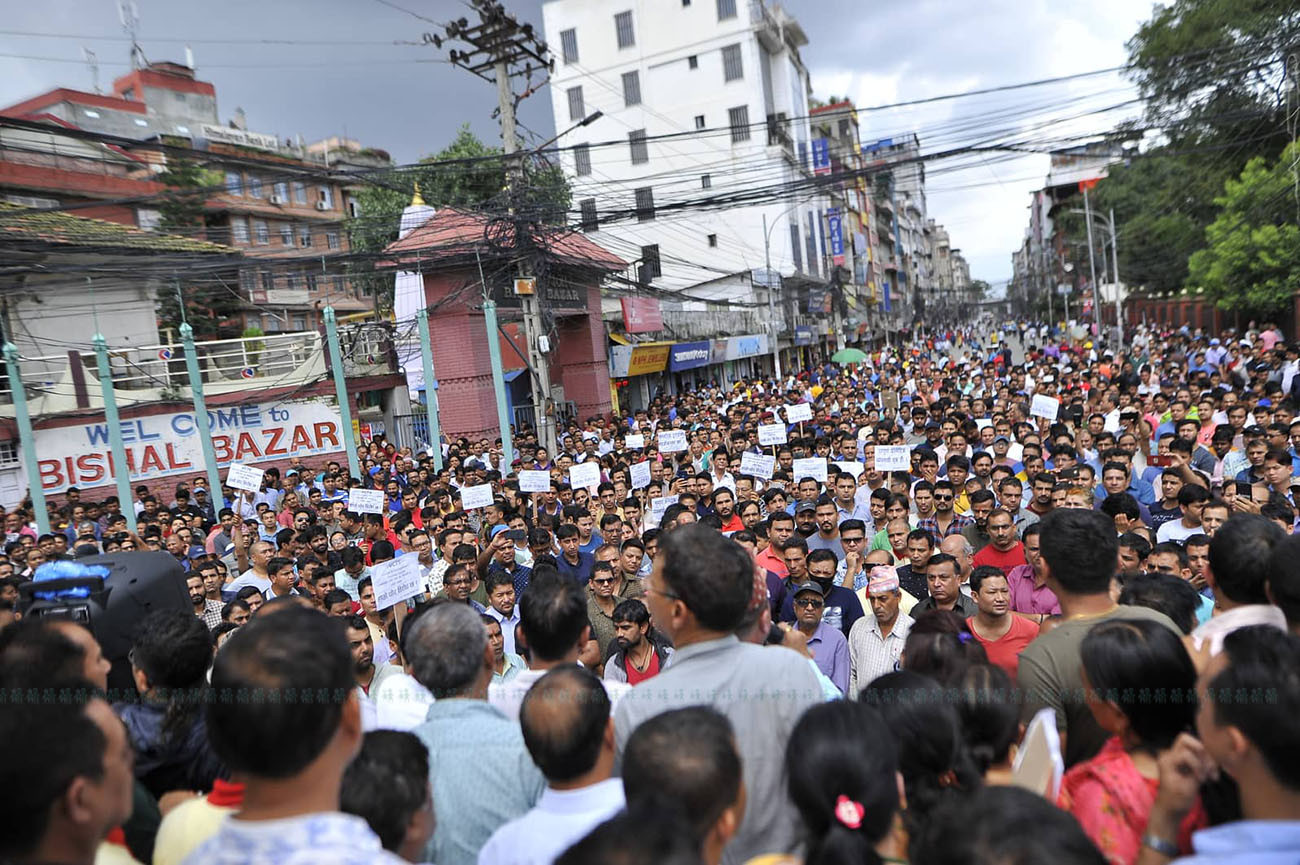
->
xmin=971 ymin=614 xmax=1040 ymax=678
xmin=625 ymin=650 xmax=661 ymax=685
xmin=972 ymin=541 xmax=1027 ymax=574
xmin=719 ymin=514 xmax=745 ymax=533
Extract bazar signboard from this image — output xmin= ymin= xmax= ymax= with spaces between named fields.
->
xmin=35 ymin=399 xmax=344 ymax=495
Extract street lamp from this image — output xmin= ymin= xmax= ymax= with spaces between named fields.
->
xmin=762 ymin=203 xmax=810 ymax=381
xmin=1069 ymin=205 xmax=1123 ymax=348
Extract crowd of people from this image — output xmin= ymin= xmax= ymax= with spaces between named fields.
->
xmin=3 ymin=318 xmax=1300 ymax=865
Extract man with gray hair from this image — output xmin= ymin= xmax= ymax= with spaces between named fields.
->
xmin=938 ymin=534 xmax=974 ymax=595
xmin=408 ymin=601 xmax=544 ymax=865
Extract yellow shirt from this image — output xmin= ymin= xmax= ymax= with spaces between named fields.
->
xmin=151 ymin=797 xmax=235 ymax=865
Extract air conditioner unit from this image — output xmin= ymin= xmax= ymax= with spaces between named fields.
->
xmin=269 ymin=194 xmax=285 ymax=205
xmin=315 ymin=201 xmax=330 ymax=211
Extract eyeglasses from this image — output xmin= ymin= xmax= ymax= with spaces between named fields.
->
xmin=933 ymin=494 xmax=954 ymax=501
xmin=445 ymin=578 xmax=472 ymax=587
xmin=591 ymin=577 xmax=616 ymax=585
xmin=794 ymin=597 xmax=825 ymax=608
xmin=841 ymin=536 xmax=865 ymax=544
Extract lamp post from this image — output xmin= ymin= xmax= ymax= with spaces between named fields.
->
xmin=762 ymin=203 xmax=810 ymax=382
xmin=1070 ymin=205 xmax=1123 ymax=348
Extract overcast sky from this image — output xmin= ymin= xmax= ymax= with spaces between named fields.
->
xmin=0 ymin=0 xmax=1154 ymax=286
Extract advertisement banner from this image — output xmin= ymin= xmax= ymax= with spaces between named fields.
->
xmin=620 ymin=297 xmax=664 ymax=334
xmin=609 ymin=343 xmax=671 ymax=378
xmin=812 ymin=138 xmax=832 ymax=176
xmin=827 ymin=209 xmax=845 ymax=266
xmin=35 ymin=399 xmax=343 ymax=495
xmin=668 ymin=341 xmax=712 ymax=372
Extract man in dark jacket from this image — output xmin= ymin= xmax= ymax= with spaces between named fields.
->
xmin=602 ymin=599 xmax=673 ymax=684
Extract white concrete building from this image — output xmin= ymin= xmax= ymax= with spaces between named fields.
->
xmin=541 ymin=0 xmax=831 ymax=319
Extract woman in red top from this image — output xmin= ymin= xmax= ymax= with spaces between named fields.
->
xmin=1059 ymin=618 xmax=1206 ymax=864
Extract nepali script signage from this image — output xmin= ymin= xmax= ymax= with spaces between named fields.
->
xmin=35 ymin=399 xmax=344 ymax=495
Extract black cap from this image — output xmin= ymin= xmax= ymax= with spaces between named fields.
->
xmin=792 ymin=581 xmax=826 ymax=597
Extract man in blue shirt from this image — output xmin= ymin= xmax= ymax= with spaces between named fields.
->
xmin=555 ymin=523 xmax=594 ymax=584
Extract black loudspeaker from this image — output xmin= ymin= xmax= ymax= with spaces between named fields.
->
xmin=18 ymin=552 xmax=190 ymax=694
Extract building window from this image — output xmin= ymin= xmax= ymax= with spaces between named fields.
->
xmin=701 ymin=174 xmax=711 ymax=188
xmin=728 ymin=105 xmax=750 ymax=142
xmin=231 ymin=217 xmax=249 ymax=244
xmin=560 ymin=28 xmax=578 ymax=63
xmin=253 ymin=219 xmax=269 ymax=244
xmin=307 ymin=273 xmax=319 ymax=293
xmin=347 ymin=197 xmax=360 ymax=218
xmin=298 ymin=225 xmax=312 ymax=247
xmin=0 ymin=441 xmax=20 ymax=468
xmin=640 ymin=244 xmax=661 ymax=280
xmin=694 ymin=114 xmax=705 ymax=130
xmin=708 ymin=233 xmax=718 ymax=247
xmin=614 ymin=11 xmax=635 ymax=48
xmin=326 ymin=231 xmax=340 ymax=250
xmin=239 ymin=269 xmax=256 ymax=293
xmin=629 ymin=129 xmax=648 ymax=164
xmin=286 ymin=272 xmax=301 ymax=292
xmin=574 ymin=143 xmax=592 ymax=176
xmin=280 ymin=224 xmax=294 ymax=246
xmin=225 ymin=171 xmax=242 ymax=195
xmin=635 ymin=187 xmax=655 ymax=222
xmin=567 ymin=86 xmax=585 ymax=122
xmin=717 ymin=0 xmax=737 ymax=19
xmin=262 ymin=271 xmax=274 ymax=291
xmin=247 ymin=176 xmax=263 ymax=198
xmin=687 ymin=55 xmax=698 ymax=69
xmin=136 ymin=208 xmax=161 ymax=231
xmin=722 ymin=44 xmax=743 ymax=81
xmin=621 ymin=71 xmax=641 ymax=107
xmin=293 ymin=181 xmax=307 ymax=203
xmin=319 ymin=186 xmax=334 ymax=208
xmin=579 ymin=198 xmax=599 ymax=232
xmin=274 ymin=181 xmax=289 ymax=201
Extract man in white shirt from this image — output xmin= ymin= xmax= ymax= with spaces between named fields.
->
xmin=478 ymin=667 xmax=624 ymax=865
xmin=489 ymin=573 xmax=629 ymax=721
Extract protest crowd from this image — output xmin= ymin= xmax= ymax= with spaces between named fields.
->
xmin=5 ymin=317 xmax=1300 ymax=865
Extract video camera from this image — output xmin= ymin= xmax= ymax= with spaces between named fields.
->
xmin=18 ymin=552 xmax=190 ymax=692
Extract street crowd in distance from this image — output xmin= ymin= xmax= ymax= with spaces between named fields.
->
xmin=5 ymin=317 xmax=1300 ymax=865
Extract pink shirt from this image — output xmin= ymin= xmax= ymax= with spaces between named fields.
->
xmin=1005 ymin=564 xmax=1061 ymax=615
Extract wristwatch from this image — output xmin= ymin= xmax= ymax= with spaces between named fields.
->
xmin=1141 ymin=833 xmax=1179 ymax=858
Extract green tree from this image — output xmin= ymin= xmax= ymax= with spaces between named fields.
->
xmin=1186 ymin=140 xmax=1300 ymax=317
xmin=968 ymin=279 xmax=990 ymax=301
xmin=347 ymin=125 xmax=571 ymax=313
xmin=152 ymin=158 xmax=243 ymax=339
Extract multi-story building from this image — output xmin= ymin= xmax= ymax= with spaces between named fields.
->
xmin=541 ymin=0 xmax=838 ymax=371
xmin=0 ymin=61 xmax=378 ymax=334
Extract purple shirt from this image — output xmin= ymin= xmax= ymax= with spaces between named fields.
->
xmin=1005 ymin=565 xmax=1061 ymax=615
xmin=804 ymin=620 xmax=851 ymax=695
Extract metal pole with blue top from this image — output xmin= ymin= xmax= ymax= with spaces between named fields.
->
xmin=2 ymin=343 xmax=50 ymax=534
xmin=416 ymin=307 xmax=444 ymax=471
xmin=179 ymin=323 xmax=226 ymax=508
xmin=323 ymin=306 xmax=362 ymax=482
xmin=92 ymin=333 xmax=137 ymax=533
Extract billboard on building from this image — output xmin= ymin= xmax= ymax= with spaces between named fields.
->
xmin=620 ymin=297 xmax=664 ymax=333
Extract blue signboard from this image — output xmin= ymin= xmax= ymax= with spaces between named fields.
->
xmin=794 ymin=326 xmax=813 ymax=346
xmin=812 ymin=138 xmax=831 ymax=175
xmin=668 ymin=340 xmax=712 ymax=371
xmin=827 ymin=208 xmax=844 ymax=265
xmin=883 ymin=280 xmax=892 ymax=313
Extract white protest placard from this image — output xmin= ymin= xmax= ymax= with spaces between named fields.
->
xmin=975 ymin=418 xmax=993 ymax=430
xmin=347 ymin=488 xmax=386 ymax=515
xmin=569 ymin=461 xmax=601 ymax=491
xmin=370 ymin=554 xmax=423 ymax=610
xmin=757 ymin=422 xmax=788 ymax=446
xmin=649 ymin=494 xmax=679 ymax=528
xmin=624 ymin=433 xmax=645 ymax=450
xmin=630 ymin=461 xmax=652 ymax=489
xmin=658 ymin=429 xmax=688 ymax=453
xmin=459 ymin=483 xmax=495 ymax=511
xmin=873 ymin=445 xmax=911 ymax=472
xmin=785 ymin=402 xmax=814 ymax=423
xmin=226 ymin=463 xmax=264 ymax=493
xmin=518 ymin=470 xmax=551 ymax=494
xmin=740 ymin=451 xmax=775 ymax=479
xmin=1030 ymin=393 xmax=1060 ymax=421
xmin=833 ymin=460 xmax=864 ymax=479
xmin=792 ymin=457 xmax=828 ymax=483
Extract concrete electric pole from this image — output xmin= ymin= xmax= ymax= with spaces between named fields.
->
xmin=439 ymin=0 xmax=559 ymax=457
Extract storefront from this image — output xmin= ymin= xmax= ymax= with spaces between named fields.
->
xmin=609 ymin=341 xmax=672 ymax=412
xmin=709 ymin=333 xmax=770 ymax=386
xmin=668 ymin=340 xmax=713 ymax=393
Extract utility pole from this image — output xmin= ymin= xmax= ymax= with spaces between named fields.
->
xmin=1082 ymin=184 xmax=1100 ymax=340
xmin=441 ymin=0 xmax=557 ymax=458
xmin=1109 ymin=207 xmax=1122 ymax=348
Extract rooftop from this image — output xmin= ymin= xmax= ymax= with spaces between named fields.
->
xmin=0 ymin=202 xmax=237 ymax=255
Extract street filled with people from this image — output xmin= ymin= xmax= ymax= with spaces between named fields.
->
xmin=4 ymin=318 xmax=1300 ymax=865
